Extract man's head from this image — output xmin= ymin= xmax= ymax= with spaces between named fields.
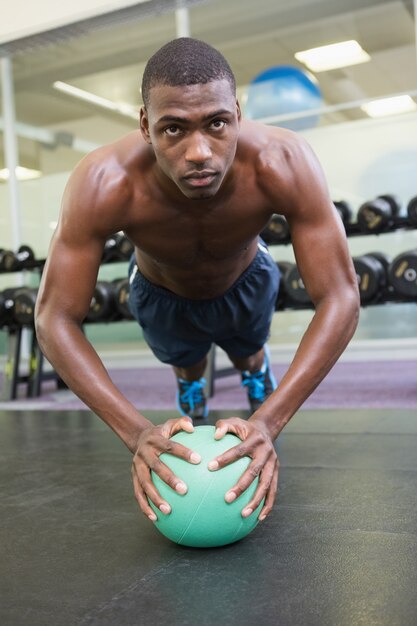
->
xmin=141 ymin=37 xmax=236 ymax=108
xmin=140 ymin=38 xmax=241 ymax=201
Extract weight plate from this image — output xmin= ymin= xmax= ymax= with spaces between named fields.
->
xmin=407 ymin=196 xmax=417 ymax=227
xmin=283 ymin=264 xmax=312 ymax=305
xmin=388 ymin=250 xmax=417 ymax=298
xmin=261 ymin=214 xmax=290 ymax=245
xmin=357 ymin=198 xmax=393 ymax=233
xmin=353 ymin=255 xmax=386 ymax=303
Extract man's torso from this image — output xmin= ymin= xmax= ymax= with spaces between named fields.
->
xmin=80 ymin=121 xmax=294 ymax=299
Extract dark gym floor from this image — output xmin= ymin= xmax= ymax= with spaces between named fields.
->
xmin=1 ymin=408 xmax=416 ymax=626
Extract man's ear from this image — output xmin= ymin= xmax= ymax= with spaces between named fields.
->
xmin=140 ymin=107 xmax=152 ymax=144
xmin=236 ymin=99 xmax=242 ymax=124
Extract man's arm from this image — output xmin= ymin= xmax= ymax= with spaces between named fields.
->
xmin=35 ymin=160 xmax=151 ymax=451
xmin=209 ymin=133 xmax=360 ymax=519
xmin=35 ymin=158 xmax=200 ymax=521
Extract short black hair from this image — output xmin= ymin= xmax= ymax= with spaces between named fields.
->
xmin=141 ymin=37 xmax=236 ymax=107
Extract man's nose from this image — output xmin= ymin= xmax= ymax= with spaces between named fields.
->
xmin=185 ymin=132 xmax=212 ymax=163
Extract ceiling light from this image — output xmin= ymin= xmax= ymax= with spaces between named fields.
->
xmin=295 ymin=40 xmax=370 ymax=72
xmin=361 ymin=95 xmax=417 ymax=118
xmin=53 ymin=81 xmax=138 ymax=120
xmin=0 ymin=166 xmax=42 ymax=182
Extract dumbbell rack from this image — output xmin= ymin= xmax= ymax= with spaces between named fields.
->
xmin=0 ymin=236 xmax=134 ymax=401
xmin=1 ymin=325 xmax=67 ymax=400
xmin=207 ymin=212 xmax=417 ymax=396
xmin=1 ymin=222 xmax=416 ymax=402
xmin=0 ymin=259 xmax=67 ymax=401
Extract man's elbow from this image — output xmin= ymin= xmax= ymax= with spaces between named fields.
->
xmin=344 ymin=283 xmax=361 ymax=333
xmin=34 ymin=306 xmax=51 ymax=355
xmin=34 ymin=299 xmax=59 ymax=355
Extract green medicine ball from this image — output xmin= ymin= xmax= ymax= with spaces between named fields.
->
xmin=150 ymin=425 xmax=264 ymax=548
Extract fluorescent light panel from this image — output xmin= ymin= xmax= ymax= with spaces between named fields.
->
xmin=361 ymin=95 xmax=417 ymax=118
xmin=295 ymin=40 xmax=370 ymax=72
xmin=53 ymin=81 xmax=138 ymax=120
xmin=0 ymin=166 xmax=42 ymax=181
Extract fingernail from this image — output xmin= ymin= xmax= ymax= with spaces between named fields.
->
xmin=208 ymin=460 xmax=219 ymax=471
xmin=242 ymin=507 xmax=253 ymax=518
xmin=225 ymin=491 xmax=236 ymax=503
xmin=190 ymin=452 xmax=201 ymax=464
xmin=148 ymin=513 xmax=157 ymax=522
xmin=259 ymin=514 xmax=267 ymax=522
xmin=159 ymin=503 xmax=171 ymax=515
xmin=175 ymin=482 xmax=187 ymax=494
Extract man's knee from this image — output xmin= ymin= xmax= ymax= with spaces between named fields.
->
xmin=227 ymin=348 xmax=264 ymax=373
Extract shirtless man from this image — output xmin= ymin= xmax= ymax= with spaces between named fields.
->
xmin=35 ymin=38 xmax=359 ymax=524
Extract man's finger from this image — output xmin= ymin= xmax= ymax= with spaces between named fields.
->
xmin=258 ymin=466 xmax=279 ymax=521
xmin=131 ymin=466 xmax=158 ymax=521
xmin=159 ymin=439 xmax=202 ymax=465
xmin=208 ymin=440 xmax=248 ymax=471
xmin=223 ymin=459 xmax=264 ymax=502
xmin=243 ymin=460 xmax=278 ymax=519
xmin=148 ymin=456 xmax=189 ymax=495
xmin=213 ymin=417 xmax=245 ymax=441
xmin=133 ymin=459 xmax=180 ymax=516
xmin=160 ymin=416 xmax=194 ymax=438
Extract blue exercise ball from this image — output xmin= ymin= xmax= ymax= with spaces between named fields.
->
xmin=245 ymin=65 xmax=323 ymax=131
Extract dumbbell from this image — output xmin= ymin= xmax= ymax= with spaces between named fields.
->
xmin=0 ymin=245 xmax=35 ymax=271
xmin=261 ymin=215 xmax=290 ymax=245
xmin=102 ymin=235 xmax=124 ymax=263
xmin=366 ymin=251 xmax=392 ymax=277
xmin=353 ymin=253 xmax=390 ymax=304
xmin=117 ymin=235 xmax=134 ymax=260
xmin=102 ymin=234 xmax=134 ymax=263
xmin=357 ymin=194 xmax=401 ymax=234
xmin=275 ymin=261 xmax=293 ymax=310
xmin=282 ymin=263 xmax=312 ymax=306
xmin=85 ymin=281 xmax=118 ymax=323
xmin=407 ymin=196 xmax=417 ymax=227
xmin=13 ymin=287 xmax=38 ymax=326
xmin=113 ymin=278 xmax=133 ymax=320
xmin=0 ymin=288 xmax=18 ymax=328
xmin=333 ymin=200 xmax=353 ymax=226
xmin=388 ymin=249 xmax=417 ymax=298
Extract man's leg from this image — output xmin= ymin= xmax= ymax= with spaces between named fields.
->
xmin=173 ymin=356 xmax=209 ymax=420
xmin=227 ymin=348 xmax=264 ymax=373
xmin=127 ymin=258 xmax=212 ymax=420
xmin=172 ymin=356 xmax=207 ymax=382
xmin=227 ymin=346 xmax=277 ymax=413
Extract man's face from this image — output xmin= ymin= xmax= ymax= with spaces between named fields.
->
xmin=140 ymin=79 xmax=241 ymax=200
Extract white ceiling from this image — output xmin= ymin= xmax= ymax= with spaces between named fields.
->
xmin=2 ymin=0 xmax=417 ymax=132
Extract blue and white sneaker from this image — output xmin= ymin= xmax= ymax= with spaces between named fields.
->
xmin=241 ymin=346 xmax=277 ymax=413
xmin=176 ymin=377 xmax=208 ymax=420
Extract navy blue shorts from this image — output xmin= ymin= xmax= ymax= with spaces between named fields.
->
xmin=128 ymin=242 xmax=280 ymax=367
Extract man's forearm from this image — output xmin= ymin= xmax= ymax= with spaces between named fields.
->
xmin=251 ymin=291 xmax=360 ymax=439
xmin=36 ymin=316 xmax=153 ymax=452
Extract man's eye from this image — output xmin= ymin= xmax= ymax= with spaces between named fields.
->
xmin=211 ymin=120 xmax=226 ymax=130
xmin=165 ymin=126 xmax=181 ymax=136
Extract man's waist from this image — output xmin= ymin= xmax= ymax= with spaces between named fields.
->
xmin=131 ymin=247 xmax=264 ymax=301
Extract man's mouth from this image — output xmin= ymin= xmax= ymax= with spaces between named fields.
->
xmin=183 ymin=171 xmax=218 ymax=187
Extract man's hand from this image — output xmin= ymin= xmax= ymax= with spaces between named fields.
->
xmin=131 ymin=416 xmax=201 ymax=521
xmin=207 ymin=417 xmax=279 ymax=521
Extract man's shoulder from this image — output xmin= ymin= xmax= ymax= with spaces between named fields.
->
xmin=239 ymin=120 xmax=310 ymax=177
xmin=240 ymin=119 xmax=308 ymax=159
xmin=76 ymin=131 xmax=147 ymax=176
xmin=68 ymin=131 xmax=151 ymax=207
xmin=238 ymin=120 xmax=314 ymax=205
